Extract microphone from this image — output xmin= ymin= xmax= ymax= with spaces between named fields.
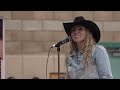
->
xmin=51 ymin=36 xmax=71 ymax=48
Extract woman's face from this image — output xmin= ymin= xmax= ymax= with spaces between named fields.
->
xmin=71 ymin=26 xmax=86 ymax=43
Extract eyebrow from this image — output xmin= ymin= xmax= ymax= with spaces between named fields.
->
xmin=71 ymin=26 xmax=85 ymax=30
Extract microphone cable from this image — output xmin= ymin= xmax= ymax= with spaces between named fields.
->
xmin=46 ymin=46 xmax=52 ymax=79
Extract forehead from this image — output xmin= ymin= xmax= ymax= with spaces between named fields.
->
xmin=73 ymin=25 xmax=83 ymax=28
xmin=72 ymin=25 xmax=86 ymax=30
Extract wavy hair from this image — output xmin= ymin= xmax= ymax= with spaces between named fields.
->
xmin=64 ymin=26 xmax=96 ymax=78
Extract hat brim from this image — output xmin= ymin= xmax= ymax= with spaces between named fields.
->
xmin=63 ymin=20 xmax=101 ymax=43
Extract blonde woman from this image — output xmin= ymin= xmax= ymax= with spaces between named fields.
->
xmin=63 ymin=16 xmax=113 ymax=79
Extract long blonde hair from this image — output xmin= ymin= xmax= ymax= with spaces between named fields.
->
xmin=64 ymin=26 xmax=96 ymax=78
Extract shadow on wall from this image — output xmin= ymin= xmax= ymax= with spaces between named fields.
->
xmin=7 ymin=76 xmax=40 ymax=79
xmin=7 ymin=77 xmax=16 ymax=79
xmin=32 ymin=77 xmax=39 ymax=79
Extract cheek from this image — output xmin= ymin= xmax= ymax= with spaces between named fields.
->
xmin=71 ymin=33 xmax=74 ymax=38
xmin=82 ymin=31 xmax=86 ymax=37
xmin=82 ymin=33 xmax=86 ymax=39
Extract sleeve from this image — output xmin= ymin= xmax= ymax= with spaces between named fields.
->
xmin=95 ymin=46 xmax=113 ymax=79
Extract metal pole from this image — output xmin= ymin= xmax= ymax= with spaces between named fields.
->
xmin=57 ymin=46 xmax=60 ymax=79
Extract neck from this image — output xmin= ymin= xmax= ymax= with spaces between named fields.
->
xmin=76 ymin=42 xmax=84 ymax=52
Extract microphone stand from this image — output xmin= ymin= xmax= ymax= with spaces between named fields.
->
xmin=57 ymin=46 xmax=60 ymax=79
xmin=52 ymin=36 xmax=71 ymax=79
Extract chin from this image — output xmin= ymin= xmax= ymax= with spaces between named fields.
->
xmin=74 ymin=40 xmax=82 ymax=43
xmin=74 ymin=39 xmax=83 ymax=43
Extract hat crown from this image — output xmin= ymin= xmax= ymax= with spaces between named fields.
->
xmin=63 ymin=16 xmax=101 ymax=43
xmin=74 ymin=16 xmax=85 ymax=22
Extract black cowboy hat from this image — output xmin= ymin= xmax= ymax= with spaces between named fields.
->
xmin=63 ymin=16 xmax=101 ymax=43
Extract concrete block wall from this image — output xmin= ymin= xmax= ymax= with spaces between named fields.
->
xmin=1 ymin=11 xmax=120 ymax=79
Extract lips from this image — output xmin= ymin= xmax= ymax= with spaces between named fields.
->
xmin=75 ymin=35 xmax=80 ymax=38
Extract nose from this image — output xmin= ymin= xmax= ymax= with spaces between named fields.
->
xmin=74 ymin=29 xmax=79 ymax=34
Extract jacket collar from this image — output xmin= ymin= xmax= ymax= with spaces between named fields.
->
xmin=69 ymin=50 xmax=84 ymax=57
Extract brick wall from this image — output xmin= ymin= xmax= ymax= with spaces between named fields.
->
xmin=1 ymin=11 xmax=120 ymax=79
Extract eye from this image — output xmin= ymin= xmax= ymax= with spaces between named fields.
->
xmin=78 ymin=27 xmax=83 ymax=31
xmin=71 ymin=28 xmax=75 ymax=32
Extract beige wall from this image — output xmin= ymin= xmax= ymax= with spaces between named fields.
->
xmin=1 ymin=11 xmax=120 ymax=79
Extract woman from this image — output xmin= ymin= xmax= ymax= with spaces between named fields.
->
xmin=63 ymin=16 xmax=113 ymax=79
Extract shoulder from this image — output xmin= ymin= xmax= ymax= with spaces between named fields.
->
xmin=92 ymin=45 xmax=110 ymax=62
xmin=93 ymin=44 xmax=108 ymax=57
xmin=94 ymin=44 xmax=107 ymax=53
